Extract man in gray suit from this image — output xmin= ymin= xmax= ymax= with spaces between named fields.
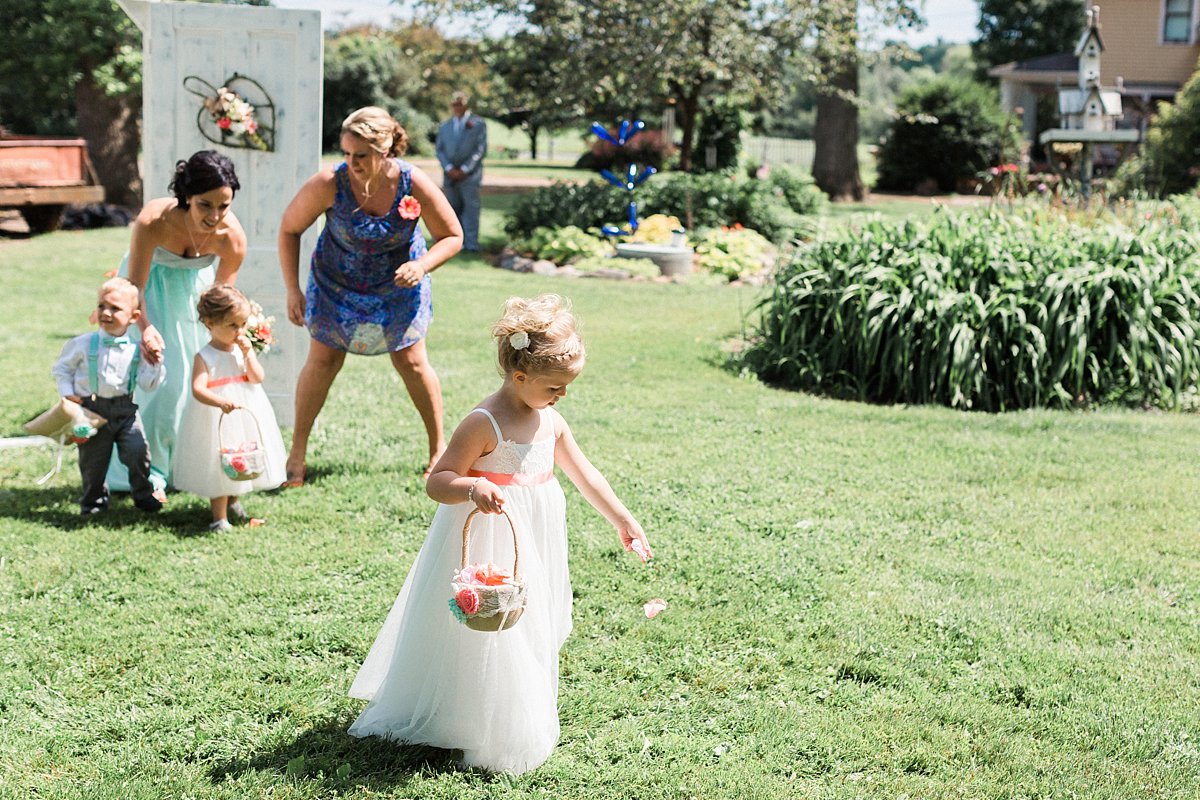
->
xmin=435 ymin=91 xmax=487 ymax=252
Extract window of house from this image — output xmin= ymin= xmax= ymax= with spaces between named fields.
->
xmin=1163 ymin=0 xmax=1195 ymax=42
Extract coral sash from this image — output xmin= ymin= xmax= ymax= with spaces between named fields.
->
xmin=208 ymin=375 xmax=249 ymax=388
xmin=467 ymin=468 xmax=553 ymax=486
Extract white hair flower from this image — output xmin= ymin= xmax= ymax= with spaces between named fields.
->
xmin=509 ymin=331 xmax=530 ymax=350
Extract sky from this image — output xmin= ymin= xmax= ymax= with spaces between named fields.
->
xmin=272 ymin=0 xmax=982 ymax=46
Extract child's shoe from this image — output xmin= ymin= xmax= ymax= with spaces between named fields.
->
xmin=208 ymin=519 xmax=233 ymax=533
xmin=135 ymin=495 xmax=163 ymax=513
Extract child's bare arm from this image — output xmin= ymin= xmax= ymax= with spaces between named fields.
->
xmin=427 ymin=413 xmax=505 ymax=514
xmin=190 ymin=353 xmax=237 ymax=414
xmin=552 ymin=412 xmax=652 ymax=559
xmin=237 ymin=336 xmax=266 ymax=383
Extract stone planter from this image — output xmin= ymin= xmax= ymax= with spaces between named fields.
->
xmin=614 ymin=242 xmax=694 ymax=277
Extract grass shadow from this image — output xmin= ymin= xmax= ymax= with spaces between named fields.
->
xmin=0 ymin=484 xmax=222 ymax=536
xmin=207 ymin=718 xmax=466 ymax=790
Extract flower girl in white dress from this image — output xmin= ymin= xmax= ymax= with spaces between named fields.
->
xmin=173 ymin=284 xmax=285 ymax=531
xmin=348 ymin=294 xmax=653 ymax=774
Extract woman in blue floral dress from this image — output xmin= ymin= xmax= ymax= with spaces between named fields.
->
xmin=279 ymin=107 xmax=464 ymax=485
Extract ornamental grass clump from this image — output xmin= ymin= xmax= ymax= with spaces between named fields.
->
xmin=743 ymin=203 xmax=1200 ymax=411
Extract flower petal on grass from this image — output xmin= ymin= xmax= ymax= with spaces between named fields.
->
xmin=643 ymin=598 xmax=667 ymax=619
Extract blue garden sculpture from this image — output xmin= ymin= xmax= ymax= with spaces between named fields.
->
xmin=592 ymin=120 xmax=657 ymax=235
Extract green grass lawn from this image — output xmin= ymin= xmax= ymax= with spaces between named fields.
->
xmin=2 ymin=202 xmax=1199 ymax=798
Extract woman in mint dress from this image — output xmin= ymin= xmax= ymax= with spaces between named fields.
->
xmin=279 ymin=107 xmax=463 ymax=485
xmin=107 ymin=151 xmax=246 ymax=493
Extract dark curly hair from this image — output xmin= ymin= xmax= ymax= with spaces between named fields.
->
xmin=169 ymin=150 xmax=240 ymax=210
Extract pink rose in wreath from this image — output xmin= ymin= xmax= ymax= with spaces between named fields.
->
xmin=455 ymin=587 xmax=480 ymax=615
xmin=397 ymin=195 xmax=421 ymax=220
xmin=217 ymin=117 xmax=232 ymax=131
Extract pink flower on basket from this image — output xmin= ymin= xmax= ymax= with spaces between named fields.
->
xmin=229 ymin=455 xmax=248 ymax=473
xmin=460 ymin=562 xmax=510 ymax=586
xmin=455 ymin=587 xmax=480 ymax=615
xmin=397 ymin=195 xmax=421 ymax=220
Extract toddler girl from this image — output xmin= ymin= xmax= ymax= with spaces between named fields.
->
xmin=174 ymin=284 xmax=286 ymax=531
xmin=348 ymin=293 xmax=652 ymax=774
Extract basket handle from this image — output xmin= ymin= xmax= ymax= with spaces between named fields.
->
xmin=461 ymin=509 xmax=520 ymax=580
xmin=217 ymin=406 xmax=264 ymax=450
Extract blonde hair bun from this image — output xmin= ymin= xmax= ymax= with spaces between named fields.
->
xmin=493 ymin=294 xmax=585 ymax=375
xmin=341 ymin=106 xmax=409 ymax=157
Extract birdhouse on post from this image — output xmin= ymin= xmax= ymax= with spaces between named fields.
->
xmin=1057 ymin=6 xmax=1124 ymax=132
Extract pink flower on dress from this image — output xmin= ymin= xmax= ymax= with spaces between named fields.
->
xmin=455 ymin=587 xmax=480 ymax=615
xmin=397 ymin=195 xmax=421 ymax=220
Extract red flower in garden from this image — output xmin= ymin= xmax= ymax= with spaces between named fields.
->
xmin=397 ymin=195 xmax=421 ymax=220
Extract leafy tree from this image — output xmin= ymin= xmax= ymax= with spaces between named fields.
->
xmin=0 ymin=0 xmax=269 ymax=209
xmin=419 ymin=0 xmax=795 ymax=171
xmin=323 ymin=27 xmax=434 ymax=153
xmin=484 ymin=31 xmax=584 ymax=159
xmin=0 ymin=0 xmax=144 ymax=206
xmin=390 ymin=22 xmax=491 ymax=125
xmin=972 ymin=0 xmax=1085 ymax=73
xmin=1114 ymin=67 xmax=1200 ymax=196
xmin=875 ymin=76 xmax=1019 ymax=192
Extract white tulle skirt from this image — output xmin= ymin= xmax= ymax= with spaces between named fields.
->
xmin=349 ymin=481 xmax=572 ymax=774
xmin=172 ymin=381 xmax=286 ymax=498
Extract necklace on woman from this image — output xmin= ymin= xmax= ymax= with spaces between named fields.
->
xmin=353 ymin=165 xmax=388 ymax=213
xmin=184 ymin=216 xmax=214 ymax=257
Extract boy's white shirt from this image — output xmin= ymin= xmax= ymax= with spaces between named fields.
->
xmin=53 ymin=332 xmax=165 ymax=398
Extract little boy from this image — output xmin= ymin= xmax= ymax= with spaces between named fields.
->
xmin=52 ymin=277 xmax=165 ymax=515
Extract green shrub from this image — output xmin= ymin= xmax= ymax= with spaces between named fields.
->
xmin=504 ymin=181 xmax=629 ymax=239
xmin=519 ymin=225 xmax=612 ymax=263
xmin=695 ymin=227 xmax=775 ymax=280
xmin=506 ymin=173 xmax=814 ymax=243
xmin=764 ymin=166 xmax=827 ymax=216
xmin=875 ymin=77 xmax=1020 ymax=193
xmin=743 ymin=203 xmax=1200 ymax=411
xmin=694 ymin=100 xmax=747 ymax=173
xmin=1113 ymin=67 xmax=1200 ymax=197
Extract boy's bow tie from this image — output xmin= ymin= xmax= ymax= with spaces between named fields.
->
xmin=102 ymin=335 xmax=131 ymax=346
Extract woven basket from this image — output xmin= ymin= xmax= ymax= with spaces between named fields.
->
xmin=452 ymin=509 xmax=527 ymax=632
xmin=218 ymin=407 xmax=267 ymax=481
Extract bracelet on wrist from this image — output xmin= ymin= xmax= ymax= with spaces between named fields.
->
xmin=467 ymin=476 xmax=484 ymax=504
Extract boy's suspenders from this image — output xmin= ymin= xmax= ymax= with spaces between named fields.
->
xmin=87 ymin=331 xmax=140 ymax=398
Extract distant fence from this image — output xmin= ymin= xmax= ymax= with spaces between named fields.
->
xmin=742 ymin=135 xmax=815 ymax=171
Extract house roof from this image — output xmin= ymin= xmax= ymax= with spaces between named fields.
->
xmin=1058 ymin=87 xmax=1123 ymax=115
xmin=988 ymin=51 xmax=1079 ymax=77
xmin=1074 ymin=25 xmax=1105 ymax=56
xmin=989 ymin=52 xmax=1079 ymax=87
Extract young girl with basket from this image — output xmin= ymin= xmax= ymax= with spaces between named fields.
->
xmin=349 ymin=293 xmax=653 ymax=774
xmin=174 ymin=284 xmax=286 ymax=532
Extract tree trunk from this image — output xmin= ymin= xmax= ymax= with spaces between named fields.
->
xmin=74 ymin=72 xmax=142 ymax=209
xmin=812 ymin=6 xmax=864 ymax=202
xmin=528 ymin=123 xmax=540 ymax=161
xmin=676 ymin=93 xmax=700 ymax=172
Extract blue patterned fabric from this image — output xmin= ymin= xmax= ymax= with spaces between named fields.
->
xmin=305 ymin=160 xmax=431 ymax=355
